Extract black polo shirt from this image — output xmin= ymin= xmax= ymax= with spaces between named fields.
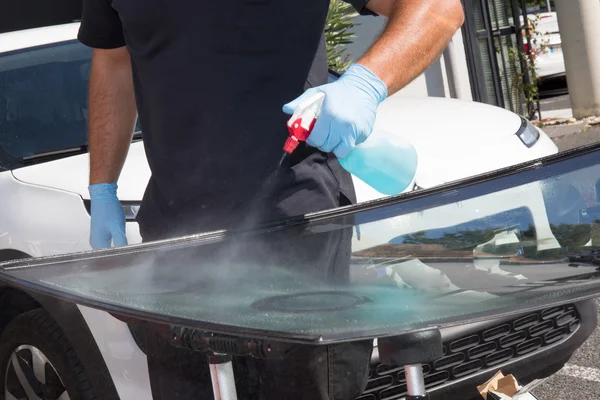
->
xmin=78 ymin=0 xmax=373 ymax=239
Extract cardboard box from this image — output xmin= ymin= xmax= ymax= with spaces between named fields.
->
xmin=478 ymin=371 xmax=546 ymax=400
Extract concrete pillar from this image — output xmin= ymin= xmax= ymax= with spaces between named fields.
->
xmin=554 ymin=0 xmax=600 ymax=118
xmin=443 ymin=29 xmax=473 ymax=101
xmin=424 ymin=57 xmax=448 ymax=97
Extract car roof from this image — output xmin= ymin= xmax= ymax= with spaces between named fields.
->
xmin=0 ymin=22 xmax=80 ymax=54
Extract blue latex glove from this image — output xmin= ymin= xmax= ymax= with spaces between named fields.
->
xmin=283 ymin=63 xmax=388 ymax=159
xmin=88 ymin=183 xmax=128 ymax=249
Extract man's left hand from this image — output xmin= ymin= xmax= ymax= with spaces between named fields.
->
xmin=283 ymin=64 xmax=388 ymax=159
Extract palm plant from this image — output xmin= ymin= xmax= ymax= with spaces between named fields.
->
xmin=324 ymin=0 xmax=359 ymax=72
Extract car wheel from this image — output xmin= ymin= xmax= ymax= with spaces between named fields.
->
xmin=0 ymin=308 xmax=96 ymax=400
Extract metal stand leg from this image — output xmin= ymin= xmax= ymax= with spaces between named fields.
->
xmin=405 ymin=364 xmax=427 ymax=399
xmin=167 ymin=327 xmax=297 ymax=400
xmin=208 ymin=354 xmax=238 ymax=400
xmin=378 ymin=329 xmax=443 ymax=400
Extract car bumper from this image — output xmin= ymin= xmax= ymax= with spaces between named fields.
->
xmin=359 ymin=299 xmax=597 ymax=400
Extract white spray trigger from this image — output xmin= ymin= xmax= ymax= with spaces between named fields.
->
xmin=287 ymin=92 xmax=326 ymax=130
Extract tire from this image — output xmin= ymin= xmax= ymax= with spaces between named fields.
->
xmin=0 ymin=308 xmax=96 ymax=400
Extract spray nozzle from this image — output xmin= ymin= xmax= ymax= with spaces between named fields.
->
xmin=283 ymin=92 xmax=325 ymax=154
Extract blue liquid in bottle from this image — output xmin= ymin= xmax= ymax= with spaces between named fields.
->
xmin=338 ymin=129 xmax=418 ymax=196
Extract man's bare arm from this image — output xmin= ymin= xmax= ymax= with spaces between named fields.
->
xmin=359 ymin=0 xmax=465 ymax=95
xmin=88 ymin=47 xmax=138 ymax=185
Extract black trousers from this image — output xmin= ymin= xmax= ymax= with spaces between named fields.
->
xmin=133 ymin=327 xmax=372 ymax=400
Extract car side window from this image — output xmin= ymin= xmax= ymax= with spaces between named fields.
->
xmin=0 ymin=40 xmax=141 ymax=169
xmin=0 ymin=42 xmax=92 ymax=164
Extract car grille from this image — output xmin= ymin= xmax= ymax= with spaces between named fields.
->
xmin=357 ymin=304 xmax=581 ymax=400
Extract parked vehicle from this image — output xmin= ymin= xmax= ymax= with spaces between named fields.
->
xmin=522 ymin=11 xmax=566 ymax=81
xmin=1 ymin=22 xmax=594 ymax=400
xmin=0 ymin=23 xmax=558 ymax=259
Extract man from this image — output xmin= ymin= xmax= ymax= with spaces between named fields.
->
xmin=78 ymin=0 xmax=464 ymax=398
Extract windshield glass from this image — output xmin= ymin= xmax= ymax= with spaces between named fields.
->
xmin=2 ymin=146 xmax=600 ymax=343
xmin=0 ymin=40 xmax=140 ymax=169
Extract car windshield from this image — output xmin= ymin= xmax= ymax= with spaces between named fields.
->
xmin=2 ymin=144 xmax=600 ymax=343
xmin=0 ymin=40 xmax=140 ymax=169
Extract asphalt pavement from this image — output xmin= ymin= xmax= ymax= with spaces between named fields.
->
xmin=535 ymin=77 xmax=572 ymax=120
xmin=548 ymin=124 xmax=600 ymax=152
xmin=539 ymin=94 xmax=571 ymax=115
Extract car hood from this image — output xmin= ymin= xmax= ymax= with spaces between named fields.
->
xmin=375 ymin=95 xmax=522 ymax=149
xmin=11 ymin=141 xmax=151 ymax=201
xmin=373 ymin=96 xmax=524 ymax=190
xmin=379 ymin=95 xmax=521 ymax=133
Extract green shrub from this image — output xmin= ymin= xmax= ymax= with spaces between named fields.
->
xmin=325 ymin=0 xmax=359 ymax=72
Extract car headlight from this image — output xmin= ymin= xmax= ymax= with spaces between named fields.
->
xmin=516 ymin=116 xmax=540 ymax=148
xmin=83 ymin=200 xmax=141 ymax=222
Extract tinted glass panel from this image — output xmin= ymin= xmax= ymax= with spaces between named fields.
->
xmin=0 ymin=42 xmax=91 ymax=164
xmin=2 ymin=146 xmax=600 ymax=343
xmin=0 ymin=41 xmax=140 ymax=169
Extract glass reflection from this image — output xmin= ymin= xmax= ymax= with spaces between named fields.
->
xmin=2 ymin=148 xmax=600 ymax=342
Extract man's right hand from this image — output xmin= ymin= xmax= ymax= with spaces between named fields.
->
xmin=89 ymin=183 xmax=128 ymax=249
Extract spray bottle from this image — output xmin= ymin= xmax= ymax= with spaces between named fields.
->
xmin=282 ymin=92 xmax=418 ymax=196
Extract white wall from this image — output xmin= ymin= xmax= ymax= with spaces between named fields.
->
xmin=341 ymin=14 xmax=472 ymax=101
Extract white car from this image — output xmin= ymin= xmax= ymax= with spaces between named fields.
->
xmin=0 ymin=23 xmax=562 ymax=400
xmin=522 ymin=11 xmax=565 ymax=81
